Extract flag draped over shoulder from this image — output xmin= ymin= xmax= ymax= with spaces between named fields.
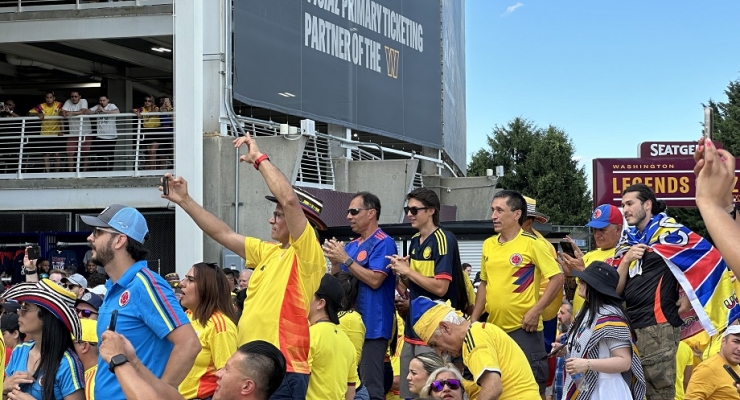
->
xmin=614 ymin=213 xmax=740 ymax=337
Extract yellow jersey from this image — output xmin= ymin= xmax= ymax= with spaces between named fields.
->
xmin=685 ymin=353 xmax=740 ymax=400
xmin=239 ymin=223 xmax=325 ymax=374
xmin=531 ymin=230 xmax=563 ymax=321
xmin=180 ymin=310 xmax=237 ymax=399
xmin=306 ymin=322 xmax=359 ymax=400
xmin=85 ymin=365 xmax=97 ymax=400
xmin=29 ymin=101 xmax=63 ymax=135
xmin=463 ymin=322 xmax=540 ymax=400
xmin=480 ymin=229 xmax=561 ymax=332
xmin=573 ymin=247 xmax=616 ymax=314
xmin=675 ymin=341 xmax=693 ymax=400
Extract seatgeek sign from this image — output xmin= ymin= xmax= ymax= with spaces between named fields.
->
xmin=594 ymin=141 xmax=739 ymax=208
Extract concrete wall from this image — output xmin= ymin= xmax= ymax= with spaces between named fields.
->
xmin=202 ymin=135 xmax=307 ymax=263
xmin=346 ymin=159 xmax=419 ymax=224
xmin=423 ymin=175 xmax=500 ymax=221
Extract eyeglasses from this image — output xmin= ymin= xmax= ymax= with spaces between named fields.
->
xmin=272 ymin=212 xmax=284 ymax=220
xmin=18 ymin=305 xmax=30 ymax=316
xmin=347 ymin=208 xmax=370 ymax=216
xmin=404 ymin=206 xmax=429 ymax=216
xmin=75 ymin=308 xmax=99 ymax=318
xmin=430 ymin=379 xmax=462 ymax=392
xmin=93 ymin=227 xmax=120 ymax=237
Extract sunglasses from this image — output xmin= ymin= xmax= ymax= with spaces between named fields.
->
xmin=75 ymin=308 xmax=99 ymax=318
xmin=347 ymin=208 xmax=370 ymax=216
xmin=430 ymin=378 xmax=462 ymax=392
xmin=403 ymin=206 xmax=429 ymax=216
xmin=93 ymin=227 xmax=120 ymax=238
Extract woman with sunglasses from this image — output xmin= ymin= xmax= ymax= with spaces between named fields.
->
xmin=562 ymin=262 xmax=646 ymax=400
xmin=422 ymin=367 xmax=467 ymax=400
xmin=178 ymin=262 xmax=238 ymax=400
xmin=2 ymin=279 xmax=84 ymax=400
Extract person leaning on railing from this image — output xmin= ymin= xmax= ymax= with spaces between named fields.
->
xmin=28 ymin=91 xmax=64 ymax=173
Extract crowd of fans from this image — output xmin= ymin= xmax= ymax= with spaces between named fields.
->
xmin=0 ymin=91 xmax=173 ymax=173
xmin=0 ymin=135 xmax=739 ymax=400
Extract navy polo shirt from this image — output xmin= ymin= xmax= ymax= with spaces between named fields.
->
xmin=94 ymin=260 xmax=189 ymax=400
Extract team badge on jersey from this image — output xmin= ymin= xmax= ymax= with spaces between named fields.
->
xmin=357 ymin=250 xmax=368 ymax=262
xmin=510 ymin=253 xmax=523 ymax=266
xmin=119 ymin=290 xmax=131 ymax=307
xmin=423 ymin=247 xmax=432 ymax=259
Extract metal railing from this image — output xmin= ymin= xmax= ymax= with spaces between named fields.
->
xmin=0 ymin=112 xmax=174 ymax=179
xmin=0 ymin=0 xmax=171 ymax=13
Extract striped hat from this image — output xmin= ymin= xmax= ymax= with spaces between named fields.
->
xmin=265 ymin=186 xmax=327 ymax=230
xmin=524 ymin=196 xmax=549 ymax=224
xmin=3 ymin=279 xmax=81 ymax=341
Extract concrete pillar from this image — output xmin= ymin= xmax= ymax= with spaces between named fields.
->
xmin=327 ymin=124 xmax=350 ymax=159
xmin=174 ymin=0 xmax=204 ymax=277
xmin=347 ymin=159 xmax=419 ymax=224
xmin=420 ymin=146 xmax=441 ymax=176
xmin=202 ymin=135 xmax=308 ymax=263
xmin=202 ymin=0 xmax=223 ymax=134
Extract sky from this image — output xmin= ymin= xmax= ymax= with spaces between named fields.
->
xmin=464 ymin=1 xmax=740 ymax=190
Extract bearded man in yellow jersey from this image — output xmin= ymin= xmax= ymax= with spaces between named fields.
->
xmin=470 ymin=190 xmax=563 ymax=396
xmin=558 ymin=204 xmax=623 ymax=315
xmin=162 ymin=133 xmax=327 ymax=399
xmin=411 ymin=297 xmax=541 ymax=400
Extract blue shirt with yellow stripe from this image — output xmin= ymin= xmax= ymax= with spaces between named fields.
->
xmin=404 ymin=227 xmax=460 ymax=343
xmin=7 ymin=341 xmax=84 ymax=400
xmin=95 ymin=260 xmax=189 ymax=400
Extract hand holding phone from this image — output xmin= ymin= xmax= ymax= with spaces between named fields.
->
xmin=161 ymin=175 xmax=169 ymax=196
xmin=108 ymin=310 xmax=119 ymax=331
xmin=559 ymin=241 xmax=576 ymax=258
xmin=549 ymin=343 xmax=566 ymax=357
xmin=27 ymin=245 xmax=41 ymax=260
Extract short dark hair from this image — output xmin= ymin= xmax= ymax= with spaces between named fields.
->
xmin=492 ymin=190 xmax=527 ymax=225
xmin=622 ymin=184 xmax=667 ymax=215
xmin=237 ymin=340 xmax=287 ymax=400
xmin=87 ymin=273 xmax=107 ymax=288
xmin=70 ymin=90 xmax=80 ymax=96
xmin=124 ymin=233 xmax=150 ymax=261
xmin=406 ymin=188 xmax=440 ymax=226
xmin=99 ymin=94 xmax=109 ymax=100
xmin=354 ymin=191 xmax=381 ymax=220
xmin=45 ymin=90 xmax=55 ymax=97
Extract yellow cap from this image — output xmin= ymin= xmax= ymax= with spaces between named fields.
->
xmin=74 ymin=318 xmax=98 ymax=344
xmin=411 ymin=297 xmax=459 ymax=343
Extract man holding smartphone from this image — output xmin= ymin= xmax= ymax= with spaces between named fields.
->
xmin=559 ymin=204 xmax=623 ymax=315
xmin=81 ymin=204 xmax=200 ymax=400
xmin=161 ymin=133 xmax=326 ymax=399
xmin=685 ymin=325 xmax=740 ymax=399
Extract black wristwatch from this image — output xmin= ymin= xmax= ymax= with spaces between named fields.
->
xmin=108 ymin=354 xmax=129 ymax=373
xmin=344 ymin=257 xmax=354 ymax=268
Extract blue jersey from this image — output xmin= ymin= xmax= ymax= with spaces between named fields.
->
xmin=94 ymin=261 xmax=189 ymax=400
xmin=343 ymin=228 xmax=398 ymax=340
xmin=7 ymin=342 xmax=84 ymax=400
xmin=405 ymin=228 xmax=461 ymax=343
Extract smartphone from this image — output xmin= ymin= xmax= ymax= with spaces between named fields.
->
xmin=108 ymin=310 xmax=119 ymax=331
xmin=724 ymin=364 xmax=740 ymax=385
xmin=704 ymin=107 xmax=714 ymax=141
xmin=161 ymin=175 xmax=169 ymax=195
xmin=27 ymin=245 xmax=41 ymax=260
xmin=548 ymin=343 xmax=566 ymax=358
xmin=559 ymin=241 xmax=576 ymax=258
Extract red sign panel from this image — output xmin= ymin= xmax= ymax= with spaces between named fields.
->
xmin=638 ymin=141 xmax=722 ymax=158
xmin=593 ymin=158 xmax=740 ymax=208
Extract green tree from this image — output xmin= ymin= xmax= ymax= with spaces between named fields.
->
xmin=467 ymin=118 xmax=591 ymax=225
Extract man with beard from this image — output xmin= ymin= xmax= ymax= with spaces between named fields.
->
xmin=685 ymin=325 xmax=740 ymax=399
xmin=323 ymin=191 xmax=397 ymax=400
xmin=82 ymin=205 xmax=200 ymax=400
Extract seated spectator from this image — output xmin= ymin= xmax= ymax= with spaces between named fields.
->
xmin=62 ymin=91 xmax=92 ymax=172
xmin=86 ymin=95 xmax=119 ymax=171
xmin=422 ymin=367 xmax=467 ymax=400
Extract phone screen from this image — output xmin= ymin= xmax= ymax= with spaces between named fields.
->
xmin=559 ymin=241 xmax=576 ymax=258
xmin=704 ymin=107 xmax=714 ymax=140
xmin=27 ymin=246 xmax=41 ymax=260
xmin=161 ymin=175 xmax=169 ymax=195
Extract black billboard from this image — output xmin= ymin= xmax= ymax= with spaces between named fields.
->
xmin=441 ymin=0 xmax=466 ymax=173
xmin=233 ymin=0 xmax=445 ymax=155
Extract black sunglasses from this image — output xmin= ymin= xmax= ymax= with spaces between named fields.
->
xmin=430 ymin=378 xmax=461 ymax=392
xmin=347 ymin=208 xmax=370 ymax=216
xmin=404 ymin=206 xmax=429 ymax=216
xmin=75 ymin=308 xmax=99 ymax=318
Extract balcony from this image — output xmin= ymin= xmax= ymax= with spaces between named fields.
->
xmin=0 ymin=0 xmax=171 ymax=14
xmin=0 ymin=112 xmax=174 ymax=179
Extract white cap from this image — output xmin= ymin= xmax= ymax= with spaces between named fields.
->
xmin=724 ymin=325 xmax=740 ymax=337
xmin=88 ymin=285 xmax=107 ymax=297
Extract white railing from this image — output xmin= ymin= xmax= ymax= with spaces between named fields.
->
xmin=0 ymin=0 xmax=171 ymax=13
xmin=296 ymin=134 xmax=334 ymax=189
xmin=0 ymin=112 xmax=174 ymax=179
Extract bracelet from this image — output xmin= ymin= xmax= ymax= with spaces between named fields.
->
xmin=253 ymin=154 xmax=270 ymax=170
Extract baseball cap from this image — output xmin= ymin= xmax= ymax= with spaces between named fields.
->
xmin=724 ymin=324 xmax=740 ymax=338
xmin=62 ymin=273 xmax=88 ymax=289
xmin=81 ymin=204 xmax=149 ymax=244
xmin=2 ymin=299 xmax=21 ymax=314
xmin=586 ymin=204 xmax=623 ymax=229
xmin=89 ymin=285 xmax=107 ymax=297
xmin=1 ymin=313 xmax=19 ymax=333
xmin=75 ymin=290 xmax=103 ymax=311
xmin=314 ymin=274 xmax=345 ymax=324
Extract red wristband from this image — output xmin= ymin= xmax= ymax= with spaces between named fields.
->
xmin=253 ymin=154 xmax=270 ymax=170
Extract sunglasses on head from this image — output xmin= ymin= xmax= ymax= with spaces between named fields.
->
xmin=430 ymin=378 xmax=462 ymax=392
xmin=403 ymin=206 xmax=429 ymax=216
xmin=346 ymin=208 xmax=369 ymax=216
xmin=75 ymin=308 xmax=98 ymax=318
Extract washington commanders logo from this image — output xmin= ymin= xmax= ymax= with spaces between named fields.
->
xmin=384 ymin=46 xmax=399 ymax=79
xmin=119 ymin=290 xmax=131 ymax=307
xmin=593 ymin=208 xmax=602 ymax=219
xmin=423 ymin=247 xmax=432 ymax=259
xmin=509 ymin=254 xmax=523 ymax=266
xmin=357 ymin=250 xmax=368 ymax=262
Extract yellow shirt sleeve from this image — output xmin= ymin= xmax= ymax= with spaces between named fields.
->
xmin=531 ymin=238 xmax=561 ymax=279
xmin=210 ymin=317 xmax=238 ymax=370
xmin=464 ymin=330 xmax=500 ymax=384
xmin=243 ymin=236 xmax=268 ymax=269
xmin=290 ymin=223 xmax=326 ymax=276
